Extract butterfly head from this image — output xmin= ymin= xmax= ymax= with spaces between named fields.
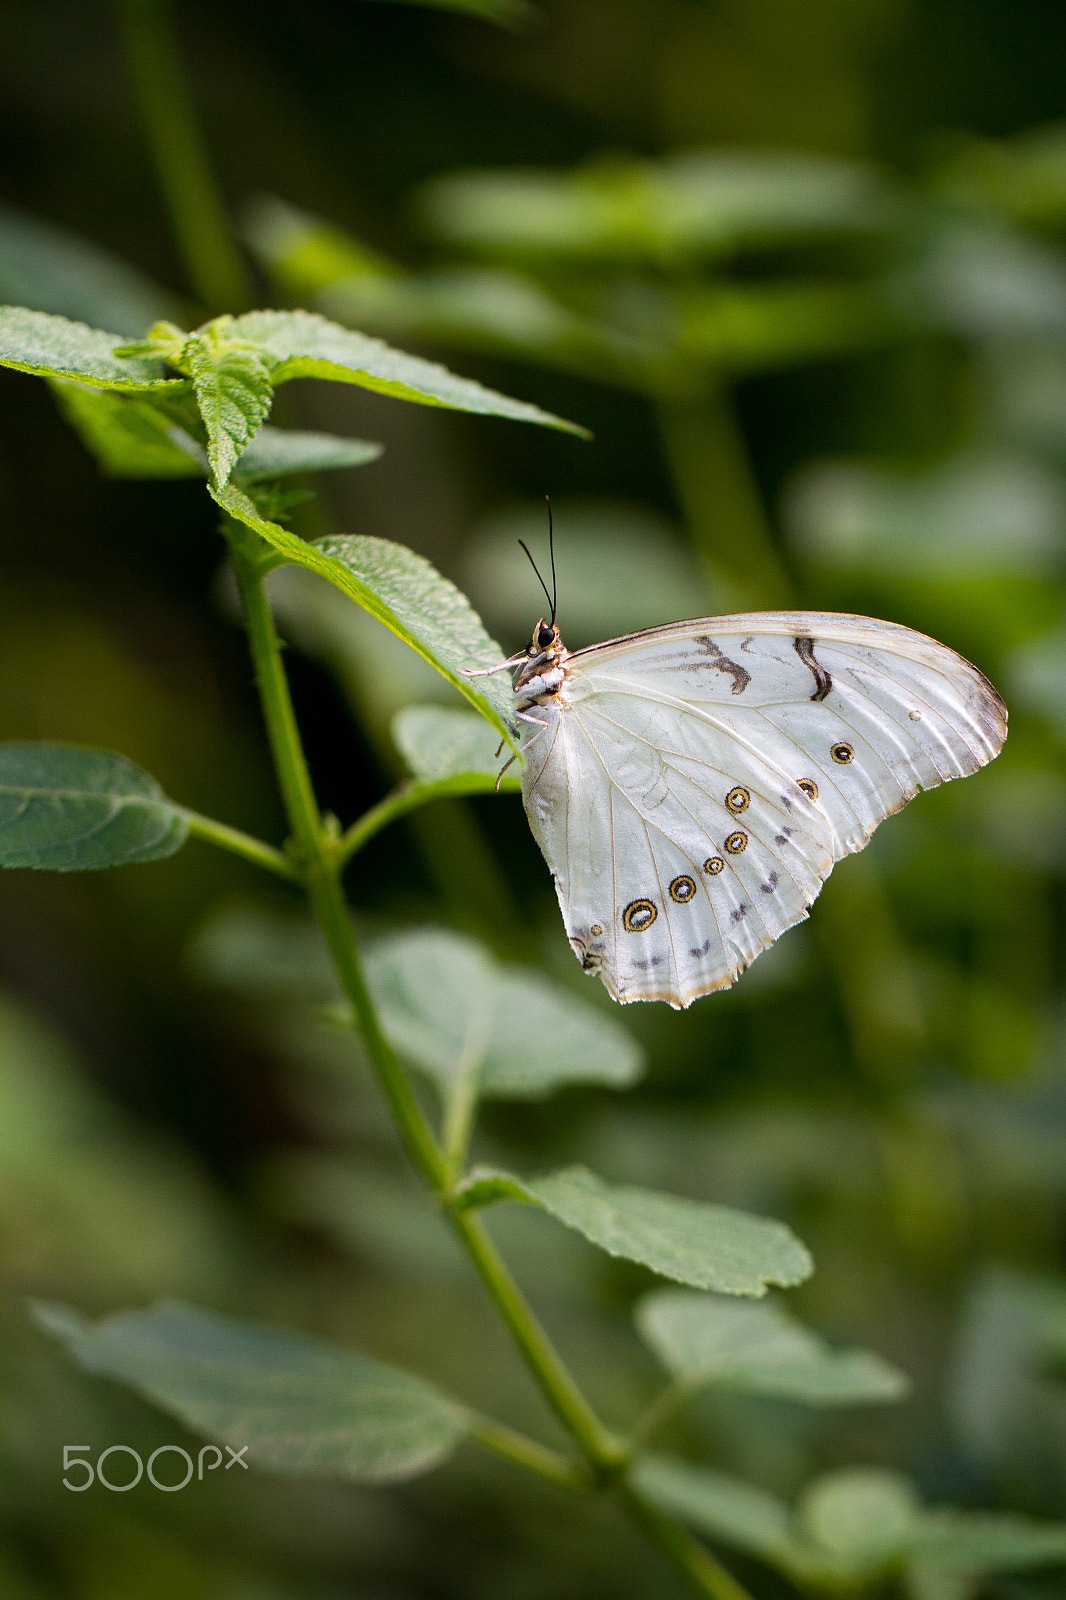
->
xmin=512 ymin=619 xmax=569 ymax=706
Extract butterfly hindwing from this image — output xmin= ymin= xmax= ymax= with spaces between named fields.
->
xmin=519 ymin=613 xmax=1006 ymax=1009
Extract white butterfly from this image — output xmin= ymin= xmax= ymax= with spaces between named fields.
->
xmin=469 ymin=612 xmax=1007 ymax=1009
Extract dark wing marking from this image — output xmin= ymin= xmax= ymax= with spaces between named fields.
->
xmin=694 ymin=637 xmax=751 ymax=695
xmin=793 ymin=636 xmax=833 ymax=702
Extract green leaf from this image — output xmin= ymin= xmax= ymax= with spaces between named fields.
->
xmin=905 ymin=1566 xmax=977 ymax=1600
xmin=796 ymin=1469 xmax=919 ymax=1576
xmin=417 ymin=151 xmax=895 ymax=262
xmin=32 ymin=1300 xmax=471 ymax=1483
xmin=244 ymin=197 xmax=399 ymax=296
xmin=933 ymin=124 xmax=1066 ymax=226
xmin=631 ymin=1454 xmax=792 ymax=1561
xmin=0 ymin=200 xmax=182 ymax=335
xmin=392 ymin=706 xmax=515 ymax=785
xmin=635 ymin=1289 xmax=908 ymax=1405
xmin=365 ymin=927 xmax=643 ymax=1101
xmin=189 ymin=905 xmax=337 ymax=1003
xmin=0 ymin=306 xmax=184 ymax=390
xmin=50 ymin=381 xmax=382 ymax=486
xmin=182 ymin=323 xmax=274 ymax=485
xmin=311 ymin=535 xmax=515 ymax=731
xmin=245 ymin=200 xmax=629 ymax=382
xmin=0 ymin=744 xmax=187 ymax=871
xmin=0 ymin=991 xmax=235 ymax=1299
xmin=674 ymin=280 xmax=894 ymax=373
xmin=786 ymin=448 xmax=1065 ymax=577
xmin=234 ymin=427 xmax=383 ymax=482
xmin=456 ymin=1166 xmax=811 ymax=1294
xmin=912 ymin=1511 xmax=1066 ymax=1574
xmin=225 ymin=308 xmax=588 ymax=435
xmin=217 ymin=485 xmax=516 ymax=740
xmin=48 ymin=382 xmax=205 ymax=478
xmin=899 ymin=218 xmax=1066 ymax=340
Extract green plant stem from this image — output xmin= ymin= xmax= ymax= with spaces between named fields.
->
xmin=470 ymin=1417 xmax=587 ymax=1490
xmin=616 ymin=1483 xmax=757 ymax=1600
xmin=229 ymin=526 xmax=754 ymax=1600
xmin=181 ymin=808 xmax=300 ymax=880
xmin=338 ymin=774 xmax=518 ymax=866
xmin=657 ymin=385 xmax=792 ymax=610
xmin=450 ymin=1206 xmax=626 ymax=1470
xmin=117 ymin=0 xmax=254 ymax=312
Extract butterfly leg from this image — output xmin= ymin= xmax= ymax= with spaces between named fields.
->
xmin=494 ymin=711 xmax=548 ymax=793
xmin=462 ymin=650 xmax=528 ymax=679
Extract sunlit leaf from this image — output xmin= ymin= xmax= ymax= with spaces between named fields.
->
xmin=635 ymin=1289 xmax=908 ymax=1404
xmin=33 ymin=1300 xmax=471 ymax=1483
xmin=244 ymin=196 xmax=399 ymax=296
xmin=182 ymin=323 xmax=274 ymax=484
xmin=246 ymin=200 xmax=629 ymax=381
xmin=216 ymin=485 xmax=516 ymax=741
xmin=418 ymin=151 xmax=895 ymax=263
xmin=675 ymin=280 xmax=894 ymax=372
xmin=0 ymin=306 xmax=184 ymax=389
xmin=0 ymin=744 xmax=187 ymax=871
xmin=457 ymin=1165 xmax=811 ymax=1293
xmin=933 ymin=124 xmax=1066 ymax=227
xmin=227 ymin=308 xmax=588 ymax=435
xmin=365 ymin=927 xmax=644 ymax=1101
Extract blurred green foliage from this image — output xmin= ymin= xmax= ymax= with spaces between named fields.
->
xmin=2 ymin=1 xmax=1066 ymax=1596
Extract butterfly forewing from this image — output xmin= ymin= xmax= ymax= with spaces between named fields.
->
xmin=519 ymin=613 xmax=1006 ymax=1009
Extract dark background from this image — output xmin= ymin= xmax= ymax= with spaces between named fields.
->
xmin=1 ymin=3 xmax=1065 ymax=1597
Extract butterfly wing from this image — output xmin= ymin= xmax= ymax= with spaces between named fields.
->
xmin=520 ymin=613 xmax=1006 ymax=1009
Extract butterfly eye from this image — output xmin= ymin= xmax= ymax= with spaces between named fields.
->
xmin=537 ymin=625 xmax=555 ymax=649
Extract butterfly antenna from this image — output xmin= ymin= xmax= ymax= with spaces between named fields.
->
xmin=518 ymin=537 xmax=554 ymax=622
xmin=545 ymin=494 xmax=557 ymax=626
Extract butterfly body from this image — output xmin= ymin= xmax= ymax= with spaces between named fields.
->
xmin=489 ymin=611 xmax=1006 ymax=1010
